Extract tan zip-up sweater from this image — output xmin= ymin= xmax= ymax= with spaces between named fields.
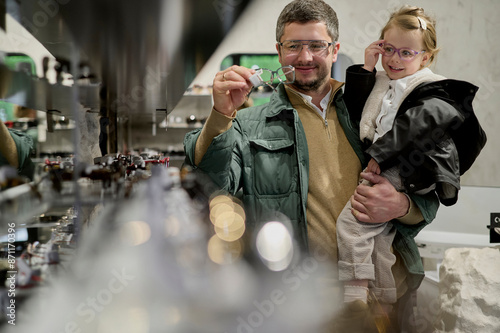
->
xmin=284 ymin=81 xmax=361 ymax=263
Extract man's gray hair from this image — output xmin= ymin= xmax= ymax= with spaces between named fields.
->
xmin=276 ymin=0 xmax=339 ymax=42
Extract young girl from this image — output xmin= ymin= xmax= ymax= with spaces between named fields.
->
xmin=336 ymin=5 xmax=486 ymax=326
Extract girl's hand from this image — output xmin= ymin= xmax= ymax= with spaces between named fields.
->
xmin=366 ymin=158 xmax=381 ymax=175
xmin=363 ymin=40 xmax=385 ymax=72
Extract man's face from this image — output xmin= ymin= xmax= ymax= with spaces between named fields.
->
xmin=276 ymin=22 xmax=339 ymax=94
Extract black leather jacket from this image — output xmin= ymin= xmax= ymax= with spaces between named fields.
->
xmin=344 ymin=65 xmax=487 ymax=206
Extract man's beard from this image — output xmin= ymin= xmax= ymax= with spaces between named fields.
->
xmin=290 ymin=64 xmax=329 ymax=93
xmin=293 ymin=77 xmax=323 ymax=92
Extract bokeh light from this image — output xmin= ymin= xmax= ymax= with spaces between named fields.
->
xmin=256 ymin=221 xmax=293 ymax=271
xmin=120 ymin=220 xmax=151 ymax=246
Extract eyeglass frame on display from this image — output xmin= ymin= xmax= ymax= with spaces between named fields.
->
xmin=278 ymin=40 xmax=335 ymax=57
xmin=379 ymin=43 xmax=426 ymax=61
xmin=249 ymin=65 xmax=295 ymax=92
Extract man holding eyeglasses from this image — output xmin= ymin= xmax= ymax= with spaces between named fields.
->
xmin=0 ymin=66 xmax=35 ymax=182
xmin=184 ymin=1 xmax=438 ymax=331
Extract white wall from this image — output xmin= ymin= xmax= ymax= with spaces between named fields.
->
xmin=415 ymin=185 xmax=499 ymax=250
xmin=193 ymin=0 xmax=500 ymax=188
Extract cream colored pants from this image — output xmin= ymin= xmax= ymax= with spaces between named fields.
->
xmin=336 ymin=166 xmax=403 ymax=304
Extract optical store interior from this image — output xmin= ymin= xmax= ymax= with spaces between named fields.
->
xmin=0 ymin=0 xmax=499 ymax=332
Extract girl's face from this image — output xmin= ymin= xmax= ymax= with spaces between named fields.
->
xmin=381 ymin=27 xmax=430 ymax=80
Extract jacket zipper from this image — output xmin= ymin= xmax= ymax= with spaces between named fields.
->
xmin=324 ymin=84 xmax=344 ymax=142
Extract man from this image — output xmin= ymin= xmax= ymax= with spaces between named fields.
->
xmin=184 ymin=0 xmax=438 ymax=331
xmin=0 ymin=120 xmax=35 ymax=180
xmin=1 ymin=61 xmax=35 ymax=181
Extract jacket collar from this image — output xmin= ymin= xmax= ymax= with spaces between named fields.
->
xmin=265 ymin=84 xmax=294 ymax=118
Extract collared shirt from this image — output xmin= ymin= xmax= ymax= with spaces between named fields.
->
xmin=295 ymin=87 xmax=333 ymax=119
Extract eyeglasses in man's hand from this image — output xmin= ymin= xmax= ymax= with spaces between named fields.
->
xmin=249 ymin=65 xmax=295 ymax=92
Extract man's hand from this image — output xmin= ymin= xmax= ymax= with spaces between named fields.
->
xmin=351 ymin=172 xmax=409 ymax=223
xmin=213 ymin=65 xmax=255 ymax=116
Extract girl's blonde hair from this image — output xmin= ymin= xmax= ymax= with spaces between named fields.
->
xmin=380 ymin=6 xmax=439 ymax=66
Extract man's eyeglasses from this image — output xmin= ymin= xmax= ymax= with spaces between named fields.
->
xmin=249 ymin=65 xmax=295 ymax=91
xmin=278 ymin=40 xmax=335 ymax=56
xmin=380 ymin=43 xmax=425 ymax=61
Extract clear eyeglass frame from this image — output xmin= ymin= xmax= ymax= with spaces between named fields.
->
xmin=249 ymin=65 xmax=295 ymax=92
xmin=279 ymin=40 xmax=335 ymax=56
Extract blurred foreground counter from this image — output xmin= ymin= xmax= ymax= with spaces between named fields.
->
xmin=0 ymin=163 xmax=342 ymax=332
